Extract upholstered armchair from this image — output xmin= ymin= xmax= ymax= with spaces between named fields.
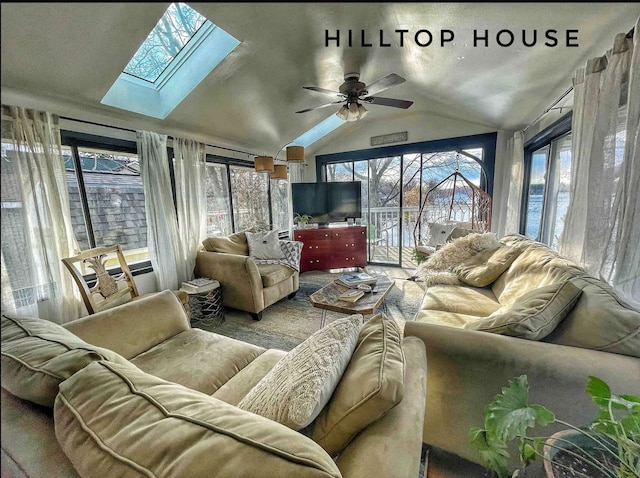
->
xmin=194 ymin=230 xmax=302 ymax=321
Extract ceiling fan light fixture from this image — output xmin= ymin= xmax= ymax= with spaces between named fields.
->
xmin=254 ymin=155 xmax=275 ymax=173
xmin=345 ymin=102 xmax=360 ymax=121
xmin=357 ymin=103 xmax=368 ymax=119
xmin=336 ymin=105 xmax=349 ymax=121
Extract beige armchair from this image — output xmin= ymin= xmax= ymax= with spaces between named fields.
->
xmin=194 ymin=230 xmax=300 ymax=321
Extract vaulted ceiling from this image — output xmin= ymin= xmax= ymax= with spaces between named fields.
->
xmin=2 ymin=3 xmax=639 ymax=156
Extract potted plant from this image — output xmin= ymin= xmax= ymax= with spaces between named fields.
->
xmin=469 ymin=375 xmax=639 ymax=478
xmin=294 ymin=213 xmax=314 ymax=229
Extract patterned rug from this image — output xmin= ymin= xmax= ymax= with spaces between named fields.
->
xmin=193 ymin=269 xmax=425 ymax=351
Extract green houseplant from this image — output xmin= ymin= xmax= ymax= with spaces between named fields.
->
xmin=293 ymin=213 xmax=314 ymax=229
xmin=469 ymin=375 xmax=640 ymax=478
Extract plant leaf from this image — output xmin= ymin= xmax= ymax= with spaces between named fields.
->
xmin=586 ymin=376 xmax=611 ymax=407
xmin=520 ymin=442 xmax=537 ymax=463
xmin=619 ymin=394 xmax=640 ymax=404
xmin=486 ymin=376 xmax=555 ymax=442
xmin=469 ymin=428 xmax=510 ymax=478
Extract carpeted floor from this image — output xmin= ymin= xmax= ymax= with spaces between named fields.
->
xmin=192 ymin=268 xmax=425 ymax=351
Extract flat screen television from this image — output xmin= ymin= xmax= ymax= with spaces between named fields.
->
xmin=292 ymin=181 xmax=362 ymax=225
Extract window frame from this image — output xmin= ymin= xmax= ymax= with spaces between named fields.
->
xmin=520 ymin=112 xmax=573 ymax=242
xmin=60 ymin=130 xmax=153 ymax=279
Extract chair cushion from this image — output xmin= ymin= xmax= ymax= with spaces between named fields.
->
xmin=464 ymin=280 xmax=583 ymax=340
xmin=202 ymin=230 xmax=249 ymax=255
xmin=1 ymin=315 xmax=128 ymax=407
xmin=312 ymin=313 xmax=405 ymax=455
xmin=238 ymin=315 xmax=362 ymax=430
xmin=257 ymin=264 xmax=295 ymax=287
xmin=454 ymin=245 xmax=523 ymax=287
xmin=54 ymin=360 xmax=342 ymax=478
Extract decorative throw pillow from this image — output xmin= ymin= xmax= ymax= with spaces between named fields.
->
xmin=426 ymin=222 xmax=457 ymax=247
xmin=238 ymin=314 xmax=363 ymax=430
xmin=312 ymin=314 xmax=405 ymax=455
xmin=202 ymin=229 xmax=251 ymax=255
xmin=420 ymin=232 xmax=501 ymax=273
xmin=463 ymin=280 xmax=583 ymax=340
xmin=454 ymin=245 xmax=523 ymax=287
xmin=0 ymin=315 xmax=129 ymax=407
xmin=54 ymin=360 xmax=341 ymax=478
xmin=246 ymin=230 xmax=285 ymax=260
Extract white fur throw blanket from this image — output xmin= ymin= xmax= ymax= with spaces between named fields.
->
xmin=416 ymin=233 xmax=501 ymax=287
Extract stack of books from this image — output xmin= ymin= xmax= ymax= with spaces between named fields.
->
xmin=181 ymin=278 xmax=219 ymax=293
xmin=335 ymin=272 xmax=377 ymax=288
xmin=338 ymin=289 xmax=365 ymax=303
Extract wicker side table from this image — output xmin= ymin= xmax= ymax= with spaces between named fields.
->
xmin=180 ymin=280 xmax=225 ymax=328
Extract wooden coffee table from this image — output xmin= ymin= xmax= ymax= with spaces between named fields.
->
xmin=310 ymin=276 xmax=395 ymax=328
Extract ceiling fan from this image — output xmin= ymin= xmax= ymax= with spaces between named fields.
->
xmin=296 ymin=72 xmax=413 ymax=121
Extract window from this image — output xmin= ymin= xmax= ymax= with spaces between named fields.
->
xmin=230 ymin=166 xmax=270 ymax=231
xmin=61 ymin=134 xmax=150 ymax=270
xmin=123 ymin=3 xmax=208 ymax=83
xmin=204 ymin=156 xmax=290 ymax=236
xmin=205 ymin=163 xmax=232 ymax=236
xmin=522 ymin=113 xmax=572 ymax=249
xmin=318 ymin=133 xmax=496 ymax=267
xmin=102 ymin=3 xmax=240 ymax=119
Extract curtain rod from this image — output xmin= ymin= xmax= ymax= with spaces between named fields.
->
xmin=58 ymin=115 xmax=258 ymax=158
xmin=523 ymin=25 xmax=635 ymax=134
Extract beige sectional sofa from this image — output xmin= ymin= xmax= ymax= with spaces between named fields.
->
xmin=405 ymin=233 xmax=640 ymax=471
xmin=1 ymin=290 xmax=427 ymax=478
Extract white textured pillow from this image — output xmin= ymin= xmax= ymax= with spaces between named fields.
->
xmin=246 ymin=230 xmax=285 ymax=260
xmin=238 ymin=314 xmax=363 ymax=430
xmin=426 ymin=222 xmax=457 ymax=246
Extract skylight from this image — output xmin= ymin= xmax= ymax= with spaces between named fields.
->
xmin=101 ymin=3 xmax=240 ymax=119
xmin=123 ymin=3 xmax=207 ymax=83
xmin=291 ymin=114 xmax=346 ymax=148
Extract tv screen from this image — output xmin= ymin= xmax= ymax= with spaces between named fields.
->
xmin=292 ymin=181 xmax=362 ymax=224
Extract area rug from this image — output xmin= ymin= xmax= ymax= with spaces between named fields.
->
xmin=193 ymin=269 xmax=425 ymax=351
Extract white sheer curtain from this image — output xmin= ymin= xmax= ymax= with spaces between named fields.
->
xmin=1 ymin=106 xmax=82 ymax=323
xmin=288 ymin=163 xmax=305 ymax=233
xmin=172 ymin=137 xmax=206 ymax=282
xmin=558 ymin=17 xmax=639 ymax=304
xmin=137 ymin=130 xmax=184 ymax=291
xmin=499 ymin=131 xmax=525 ymax=237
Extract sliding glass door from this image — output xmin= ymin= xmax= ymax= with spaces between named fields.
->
xmin=324 ymin=147 xmax=486 ymax=268
xmin=522 ymin=133 xmax=572 ymax=249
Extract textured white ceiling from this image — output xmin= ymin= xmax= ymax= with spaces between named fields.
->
xmin=2 ymin=2 xmax=639 ymax=155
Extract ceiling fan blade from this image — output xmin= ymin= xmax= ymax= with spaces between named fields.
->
xmin=363 ymin=96 xmax=414 ymax=109
xmin=363 ymin=73 xmax=406 ymax=97
xmin=303 ymin=86 xmax=345 ymax=97
xmin=296 ymin=100 xmax=344 ymax=114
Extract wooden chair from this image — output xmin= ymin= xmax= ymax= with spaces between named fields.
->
xmin=62 ymin=244 xmax=189 ymax=316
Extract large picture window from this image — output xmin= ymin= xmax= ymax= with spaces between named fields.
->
xmin=59 ymin=133 xmax=289 ymax=277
